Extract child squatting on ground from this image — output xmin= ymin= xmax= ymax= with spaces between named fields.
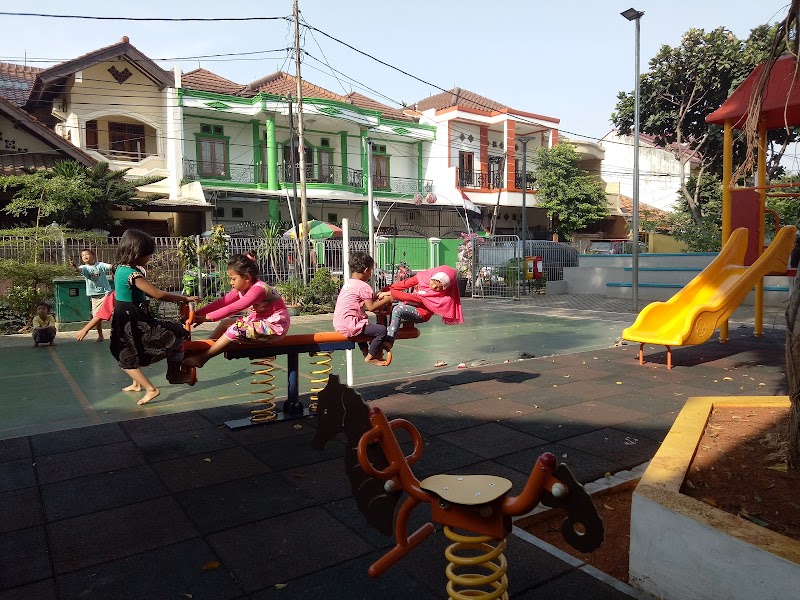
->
xmin=32 ymin=302 xmax=57 ymax=347
xmin=69 ymin=248 xmax=112 ymax=342
xmin=110 ymin=229 xmax=200 ymax=406
xmin=183 ymin=253 xmax=290 ymax=369
xmin=379 ymin=266 xmax=464 ymax=351
xmin=333 ymin=251 xmax=394 ymax=366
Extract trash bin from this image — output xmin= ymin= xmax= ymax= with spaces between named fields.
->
xmin=52 ymin=277 xmax=91 ymax=324
xmin=525 ymin=256 xmax=543 ymax=280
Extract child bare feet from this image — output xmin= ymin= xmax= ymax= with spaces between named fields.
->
xmin=122 ymin=382 xmax=142 ymax=392
xmin=365 ymin=354 xmax=388 ymax=366
xmin=137 ymin=388 xmax=160 ymax=405
xmin=95 ymin=336 xmax=104 ymax=343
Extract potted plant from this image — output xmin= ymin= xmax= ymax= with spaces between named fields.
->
xmin=276 ymin=277 xmax=305 ymax=316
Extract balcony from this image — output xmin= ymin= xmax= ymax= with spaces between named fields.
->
xmin=183 ymin=159 xmax=255 ymax=185
xmin=457 ymin=169 xmax=502 ymax=190
xmin=278 ymin=164 xmax=364 ymax=189
xmin=514 ymin=171 xmax=537 ymax=191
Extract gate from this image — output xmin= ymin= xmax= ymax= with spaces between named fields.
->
xmin=472 ymin=235 xmax=521 ymax=300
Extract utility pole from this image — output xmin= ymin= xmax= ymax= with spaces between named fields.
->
xmin=294 ymin=0 xmax=309 ymax=283
xmin=287 ymin=94 xmax=300 ymax=236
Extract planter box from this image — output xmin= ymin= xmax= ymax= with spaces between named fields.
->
xmin=630 ymin=396 xmax=800 ymax=600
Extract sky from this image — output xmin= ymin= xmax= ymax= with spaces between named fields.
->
xmin=0 ymin=1 xmax=792 ymax=142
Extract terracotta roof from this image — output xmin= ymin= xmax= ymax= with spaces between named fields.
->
xmin=241 ymin=71 xmax=346 ymax=101
xmin=413 ymin=87 xmax=508 ymax=113
xmin=182 ymin=68 xmax=243 ymax=95
xmin=0 ymin=62 xmax=42 ymax=106
xmin=0 ymin=152 xmax=68 ymax=176
xmin=344 ymin=91 xmax=412 ymax=121
xmin=0 ymin=97 xmax=96 ymax=171
xmin=618 ymin=195 xmax=671 ymax=218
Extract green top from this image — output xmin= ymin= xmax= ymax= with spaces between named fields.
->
xmin=113 ymin=265 xmax=147 ymax=303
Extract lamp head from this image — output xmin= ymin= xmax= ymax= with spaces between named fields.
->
xmin=621 ymin=8 xmax=644 ymax=20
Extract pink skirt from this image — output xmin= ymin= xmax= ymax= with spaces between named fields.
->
xmin=224 ymin=317 xmax=278 ymax=342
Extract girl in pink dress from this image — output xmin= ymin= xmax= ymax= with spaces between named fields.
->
xmin=183 ymin=253 xmax=290 ymax=368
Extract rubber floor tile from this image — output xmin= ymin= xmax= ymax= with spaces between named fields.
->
xmin=0 ymin=487 xmax=43 ymax=534
xmin=0 ymin=526 xmax=51 ymax=590
xmin=34 ymin=441 xmax=145 ymax=485
xmin=207 ymin=506 xmax=372 ymax=593
xmin=30 ymin=423 xmax=127 ymax=456
xmin=151 ymin=446 xmax=270 ymax=493
xmin=0 ymin=579 xmax=56 ymax=600
xmin=514 ymin=568 xmax=636 ymax=600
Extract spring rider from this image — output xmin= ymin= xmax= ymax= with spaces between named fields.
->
xmin=313 ymin=376 xmax=603 ymax=599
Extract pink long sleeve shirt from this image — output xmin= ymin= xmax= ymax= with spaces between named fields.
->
xmin=197 ymin=281 xmax=290 ymax=336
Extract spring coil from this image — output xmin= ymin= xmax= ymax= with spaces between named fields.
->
xmin=249 ymin=357 xmax=277 ymax=423
xmin=443 ymin=527 xmax=508 ymax=600
xmin=308 ymin=352 xmax=332 ymax=413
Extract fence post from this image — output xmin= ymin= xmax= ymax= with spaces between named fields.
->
xmin=428 ymin=237 xmax=441 ymax=268
xmin=342 ymin=218 xmax=354 ymax=386
xmin=376 ymin=236 xmax=388 ymax=277
xmin=195 ymin=235 xmax=203 ymax=299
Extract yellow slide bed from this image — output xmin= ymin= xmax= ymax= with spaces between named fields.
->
xmin=622 ymin=226 xmax=796 ymax=368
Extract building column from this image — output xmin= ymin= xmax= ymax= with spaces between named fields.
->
xmin=550 ymin=129 xmax=558 ymax=147
xmin=428 ymin=237 xmax=441 ymax=268
xmin=265 ymin=116 xmax=278 ymax=191
xmin=339 ymin=131 xmax=348 ymax=185
xmin=417 ymin=141 xmax=424 ymax=192
xmin=505 ymin=120 xmax=516 ymax=189
xmin=479 ymin=125 xmax=489 ymax=188
xmin=165 ymin=67 xmax=184 ymax=199
xmin=360 ymin=129 xmax=369 ymax=190
xmin=251 ymin=120 xmax=262 ymax=185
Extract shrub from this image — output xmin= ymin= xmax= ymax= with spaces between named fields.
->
xmin=0 ymin=259 xmax=73 ymax=317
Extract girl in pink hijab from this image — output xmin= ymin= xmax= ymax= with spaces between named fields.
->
xmin=379 ymin=265 xmax=464 ymax=344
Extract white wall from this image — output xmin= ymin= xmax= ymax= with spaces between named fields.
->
xmin=0 ymin=115 xmax=59 ymax=154
xmin=600 ymin=132 xmax=689 ymax=212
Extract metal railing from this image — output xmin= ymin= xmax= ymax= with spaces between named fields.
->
xmin=278 ymin=164 xmax=364 ymax=189
xmin=457 ymin=168 xmax=502 ymax=189
xmin=183 ymin=159 xmax=256 ymax=185
xmin=514 ymin=171 xmax=537 ymax=191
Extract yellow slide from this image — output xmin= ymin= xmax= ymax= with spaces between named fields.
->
xmin=622 ymin=226 xmax=796 ymax=367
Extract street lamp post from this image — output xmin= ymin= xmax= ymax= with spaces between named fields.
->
xmin=622 ymin=7 xmax=644 ymax=313
xmin=519 ymin=137 xmax=532 ymax=294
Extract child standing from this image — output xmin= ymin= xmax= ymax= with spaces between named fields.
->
xmin=32 ymin=302 xmax=57 ymax=347
xmin=75 ymin=292 xmax=141 ymax=392
xmin=69 ymin=249 xmax=112 ymax=342
xmin=110 ymin=229 xmax=199 ymax=405
xmin=183 ymin=253 xmax=290 ymax=368
xmin=333 ymin=251 xmax=394 ymax=366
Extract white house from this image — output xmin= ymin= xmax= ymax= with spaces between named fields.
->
xmin=599 ymin=131 xmax=699 ymax=212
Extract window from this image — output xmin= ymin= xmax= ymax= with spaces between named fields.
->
xmin=320 ymin=138 xmax=330 ymax=147
xmin=458 ymin=151 xmax=474 ymax=187
xmin=201 ymin=124 xmax=224 ymax=135
xmin=373 ymin=144 xmax=387 ymax=153
xmin=85 ymin=120 xmax=98 ymax=149
xmin=109 ymin=122 xmax=145 ymax=159
xmin=197 ymin=136 xmax=228 ymax=177
xmin=214 ymin=207 xmax=225 ymax=218
xmin=232 ymin=207 xmax=244 ymax=218
xmin=327 ymin=212 xmax=338 ymax=223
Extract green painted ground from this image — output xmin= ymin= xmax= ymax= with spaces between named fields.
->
xmin=0 ymin=303 xmax=627 ymax=440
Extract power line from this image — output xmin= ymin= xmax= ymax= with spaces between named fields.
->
xmin=0 ymin=49 xmax=291 ymax=64
xmin=0 ymin=11 xmax=290 ymax=22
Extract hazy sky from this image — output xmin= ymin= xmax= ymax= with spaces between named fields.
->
xmin=0 ymin=1 xmax=791 ymax=141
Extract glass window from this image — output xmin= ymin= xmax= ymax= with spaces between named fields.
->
xmin=198 ymin=137 xmax=228 ymax=177
xmin=232 ymin=207 xmax=244 ymax=218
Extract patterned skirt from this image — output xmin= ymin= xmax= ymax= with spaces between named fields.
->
xmin=223 ymin=315 xmax=278 ymax=342
xmin=110 ymin=301 xmax=188 ymax=370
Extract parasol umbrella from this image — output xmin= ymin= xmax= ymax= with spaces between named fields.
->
xmin=283 ymin=219 xmax=343 ymax=239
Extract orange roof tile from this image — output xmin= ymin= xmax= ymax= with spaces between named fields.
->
xmin=618 ymin=195 xmax=671 ymax=218
xmin=241 ymin=71 xmax=346 ymax=101
xmin=414 ymin=87 xmax=507 ymax=113
xmin=344 ymin=91 xmax=411 ymax=121
xmin=0 ymin=62 xmax=42 ymax=106
xmin=182 ymin=68 xmax=243 ymax=95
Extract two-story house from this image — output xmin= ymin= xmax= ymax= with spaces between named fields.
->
xmin=1 ymin=37 xmax=212 ymax=236
xmin=179 ymin=69 xmax=442 ymax=236
xmin=409 ymin=87 xmax=560 ymax=238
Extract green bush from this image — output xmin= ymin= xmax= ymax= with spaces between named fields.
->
xmin=0 ymin=259 xmax=74 ymax=317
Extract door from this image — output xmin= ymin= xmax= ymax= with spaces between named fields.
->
xmin=373 ymin=155 xmax=389 ymax=190
xmin=319 ymin=150 xmax=334 ymax=183
xmin=459 ymin=151 xmax=474 ymax=187
xmin=283 ymin=144 xmax=313 ymax=182
xmin=488 ymin=156 xmax=503 ymax=189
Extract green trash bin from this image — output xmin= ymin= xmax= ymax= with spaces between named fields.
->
xmin=52 ymin=277 xmax=91 ymax=324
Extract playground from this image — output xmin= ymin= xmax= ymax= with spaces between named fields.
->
xmin=0 ymin=292 xmax=791 ymax=599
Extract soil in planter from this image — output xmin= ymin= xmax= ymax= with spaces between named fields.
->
xmin=520 ymin=480 xmax=636 ymax=583
xmin=682 ymin=406 xmax=800 ymax=542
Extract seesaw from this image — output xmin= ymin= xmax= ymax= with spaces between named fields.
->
xmin=182 ymin=304 xmax=419 ymax=428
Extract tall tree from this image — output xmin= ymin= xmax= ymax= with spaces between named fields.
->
xmin=532 ymin=144 xmax=608 ymax=241
xmin=611 ymin=25 xmax=792 ymax=224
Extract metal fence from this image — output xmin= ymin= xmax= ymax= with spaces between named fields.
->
xmin=472 ymin=235 xmax=521 ymax=300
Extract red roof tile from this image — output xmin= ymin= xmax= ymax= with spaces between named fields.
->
xmin=0 ymin=152 xmax=70 ymax=175
xmin=344 ymin=91 xmax=412 ymax=121
xmin=0 ymin=62 xmax=42 ymax=106
xmin=241 ymin=71 xmax=346 ymax=101
xmin=618 ymin=195 xmax=671 ymax=218
xmin=414 ymin=87 xmax=508 ymax=113
xmin=182 ymin=68 xmax=243 ymax=95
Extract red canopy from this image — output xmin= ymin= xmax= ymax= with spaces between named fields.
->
xmin=706 ymin=55 xmax=800 ymax=130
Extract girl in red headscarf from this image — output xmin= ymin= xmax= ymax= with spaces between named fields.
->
xmin=379 ymin=265 xmax=464 ymax=345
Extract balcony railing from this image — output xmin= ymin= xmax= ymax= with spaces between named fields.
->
xmin=374 ymin=176 xmax=434 ymax=195
xmin=92 ymin=148 xmax=158 ymax=163
xmin=457 ymin=169 xmax=502 ymax=189
xmin=514 ymin=171 xmax=537 ymax=191
xmin=277 ymin=164 xmax=364 ymax=188
xmin=183 ymin=159 xmax=255 ymax=185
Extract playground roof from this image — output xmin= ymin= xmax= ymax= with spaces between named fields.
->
xmin=707 ymin=55 xmax=800 ymax=130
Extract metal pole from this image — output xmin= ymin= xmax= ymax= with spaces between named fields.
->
xmin=632 ymin=14 xmax=641 ymax=313
xmin=342 ymin=218 xmax=354 ymax=386
xmin=294 ymin=0 xmax=309 ymax=284
xmin=520 ymin=137 xmax=530 ymax=295
xmin=287 ymin=95 xmax=300 ymax=238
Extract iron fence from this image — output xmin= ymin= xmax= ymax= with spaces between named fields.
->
xmin=472 ymin=235 xmax=521 ymax=300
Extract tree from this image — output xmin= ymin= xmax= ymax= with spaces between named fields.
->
xmin=532 ymin=143 xmax=608 ymax=241
xmin=0 ymin=161 xmax=165 ymax=232
xmin=667 ymin=174 xmax=723 ymax=252
xmin=611 ymin=25 xmax=794 ymax=225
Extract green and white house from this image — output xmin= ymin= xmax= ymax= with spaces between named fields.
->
xmin=179 ymin=69 xmax=440 ymax=234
